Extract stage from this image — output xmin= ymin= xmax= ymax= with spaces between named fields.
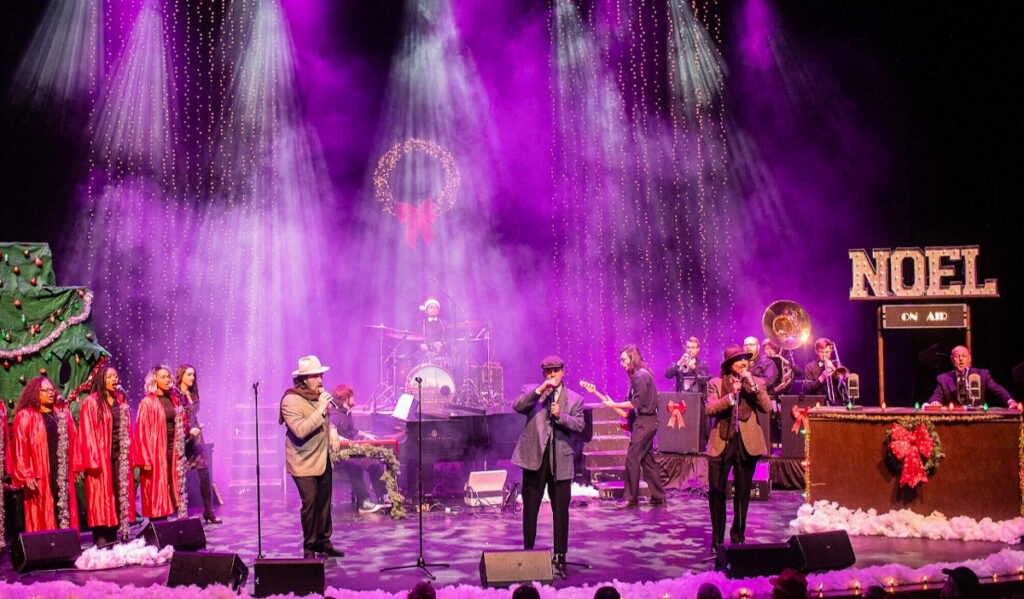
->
xmin=2 ymin=486 xmax=1019 ymax=596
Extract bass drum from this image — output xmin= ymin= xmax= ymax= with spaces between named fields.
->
xmin=405 ymin=364 xmax=457 ymax=410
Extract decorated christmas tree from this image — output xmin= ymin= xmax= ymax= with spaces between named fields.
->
xmin=0 ymin=242 xmax=108 ymax=419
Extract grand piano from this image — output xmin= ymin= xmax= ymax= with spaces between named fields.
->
xmin=395 ymin=408 xmax=594 ymax=497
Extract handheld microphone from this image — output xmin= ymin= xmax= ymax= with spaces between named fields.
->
xmin=318 ymin=384 xmax=342 ymax=410
xmin=415 ymin=376 xmax=423 ymax=384
xmin=968 ymin=373 xmax=982 ymax=404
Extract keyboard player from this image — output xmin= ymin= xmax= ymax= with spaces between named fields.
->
xmin=331 ymin=384 xmax=386 ymax=514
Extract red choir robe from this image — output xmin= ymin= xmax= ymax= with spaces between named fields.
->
xmin=133 ymin=392 xmax=183 ymax=518
xmin=79 ymin=392 xmax=136 ymax=527
xmin=11 ymin=407 xmax=82 ymax=532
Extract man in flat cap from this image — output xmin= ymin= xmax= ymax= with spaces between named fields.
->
xmin=511 ymin=355 xmax=585 ymax=579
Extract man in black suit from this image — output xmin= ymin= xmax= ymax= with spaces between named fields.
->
xmin=928 ymin=346 xmax=1016 ymax=408
xmin=665 ymin=335 xmax=711 ymax=448
xmin=511 ymin=355 xmax=585 ymax=579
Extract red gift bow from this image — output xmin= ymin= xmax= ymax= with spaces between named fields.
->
xmin=888 ymin=423 xmax=934 ymax=488
xmin=667 ymin=400 xmax=686 ymax=428
xmin=790 ymin=405 xmax=809 ymax=433
xmin=396 ymin=198 xmax=437 ymax=248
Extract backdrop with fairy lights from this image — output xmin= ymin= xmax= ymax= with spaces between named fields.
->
xmin=1 ymin=0 xmax=1020 ymax=491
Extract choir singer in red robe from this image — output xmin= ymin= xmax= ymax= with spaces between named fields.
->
xmin=11 ymin=376 xmax=82 ymax=532
xmin=133 ymin=365 xmax=186 ymax=520
xmin=79 ymin=365 xmax=136 ymax=545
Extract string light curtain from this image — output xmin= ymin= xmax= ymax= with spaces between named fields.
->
xmin=550 ymin=0 xmax=736 ymax=389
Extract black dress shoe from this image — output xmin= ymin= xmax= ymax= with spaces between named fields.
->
xmin=648 ymin=498 xmax=667 ymax=507
xmin=552 ymin=554 xmax=567 ymax=580
xmin=203 ymin=512 xmax=223 ymax=524
xmin=319 ymin=544 xmax=345 ymax=558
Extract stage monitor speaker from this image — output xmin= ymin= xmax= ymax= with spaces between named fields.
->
xmin=142 ymin=517 xmax=207 ymax=551
xmin=788 ymin=530 xmax=856 ymax=572
xmin=780 ymin=395 xmax=825 ymax=458
xmin=727 ymin=459 xmax=771 ymax=500
xmin=716 ymin=542 xmax=796 ymax=579
xmin=479 ymin=549 xmax=553 ymax=587
xmin=167 ymin=551 xmax=248 ymax=590
xmin=656 ymin=391 xmax=701 ymax=453
xmin=465 ymin=469 xmax=508 ymax=507
xmin=10 ymin=528 xmax=81 ymax=573
xmin=254 ymin=558 xmax=325 ymax=597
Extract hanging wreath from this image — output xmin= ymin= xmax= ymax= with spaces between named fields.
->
xmin=373 ymin=138 xmax=460 ymax=216
xmin=884 ymin=418 xmax=945 ymax=488
xmin=331 ymin=444 xmax=406 ymax=519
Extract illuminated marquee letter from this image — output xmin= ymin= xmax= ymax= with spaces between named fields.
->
xmin=849 ymin=249 xmax=890 ymax=298
xmin=890 ymin=248 xmax=927 ymax=297
xmin=925 ymin=247 xmax=962 ymax=297
xmin=961 ymin=246 xmax=999 ymax=297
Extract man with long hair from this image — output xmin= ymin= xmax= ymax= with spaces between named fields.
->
xmin=11 ymin=376 xmax=82 ymax=532
xmin=330 ymin=383 xmax=384 ymax=514
xmin=280 ymin=355 xmax=345 ymax=558
xmin=606 ymin=345 xmax=666 ymax=509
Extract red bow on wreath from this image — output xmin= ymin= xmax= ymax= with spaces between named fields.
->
xmin=667 ymin=400 xmax=686 ymax=428
xmin=396 ymin=198 xmax=437 ymax=248
xmin=790 ymin=405 xmax=809 ymax=433
xmin=888 ymin=423 xmax=934 ymax=488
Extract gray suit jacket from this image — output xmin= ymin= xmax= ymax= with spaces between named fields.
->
xmin=511 ymin=384 xmax=585 ymax=481
xmin=281 ymin=391 xmax=330 ymax=477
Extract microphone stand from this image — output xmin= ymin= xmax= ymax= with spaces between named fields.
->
xmin=253 ymin=381 xmax=265 ymax=559
xmin=548 ymin=394 xmax=590 ymax=574
xmin=380 ymin=377 xmax=449 ymax=579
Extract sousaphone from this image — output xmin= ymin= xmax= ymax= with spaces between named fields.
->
xmin=762 ymin=300 xmax=811 ymax=350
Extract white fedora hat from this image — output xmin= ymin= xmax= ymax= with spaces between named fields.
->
xmin=292 ymin=355 xmax=330 ymax=376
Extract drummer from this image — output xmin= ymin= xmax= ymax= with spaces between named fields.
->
xmin=418 ymin=296 xmax=450 ymax=364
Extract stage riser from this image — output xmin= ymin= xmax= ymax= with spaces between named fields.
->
xmin=584 ymin=451 xmax=627 ymax=468
xmin=589 ymin=406 xmax=624 ymax=420
xmin=583 ymin=436 xmax=630 ymax=452
xmin=592 ymin=422 xmax=627 ymax=436
xmin=588 ymin=466 xmax=625 ymax=483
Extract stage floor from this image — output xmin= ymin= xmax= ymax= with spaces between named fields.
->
xmin=0 ymin=487 xmax=1014 ymax=593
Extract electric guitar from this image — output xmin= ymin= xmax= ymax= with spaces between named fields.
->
xmin=579 ymin=380 xmax=636 ymax=433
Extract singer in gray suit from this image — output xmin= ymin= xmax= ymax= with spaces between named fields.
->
xmin=279 ymin=355 xmax=345 ymax=559
xmin=511 ymin=355 xmax=585 ymax=579
xmin=928 ymin=345 xmax=1016 ymax=407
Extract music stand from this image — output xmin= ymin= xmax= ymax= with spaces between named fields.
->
xmin=380 ymin=378 xmax=449 ymax=579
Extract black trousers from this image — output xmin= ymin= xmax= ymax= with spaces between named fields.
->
xmin=707 ymin=435 xmax=758 ymax=546
xmin=521 ymin=446 xmax=571 ymax=555
xmin=292 ymin=461 xmax=334 ymax=552
xmin=623 ymin=415 xmax=665 ymax=504
xmin=189 ymin=467 xmax=215 ymax=513
xmin=337 ymin=459 xmax=386 ymax=504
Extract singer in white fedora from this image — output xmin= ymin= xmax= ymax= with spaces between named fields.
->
xmin=279 ymin=355 xmax=345 ymax=558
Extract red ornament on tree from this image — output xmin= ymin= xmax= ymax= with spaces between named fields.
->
xmin=12 ymin=265 xmax=19 ymax=275
xmin=22 ymin=249 xmax=30 ymax=257
xmin=34 ymin=256 xmax=43 ymax=267
xmin=39 ymin=368 xmax=47 ymax=375
xmin=29 ymin=277 xmax=37 ymax=286
xmin=86 ymin=332 xmax=93 ymax=341
xmin=3 ymin=360 xmax=9 ymax=370
xmin=13 ymin=299 xmax=21 ymax=308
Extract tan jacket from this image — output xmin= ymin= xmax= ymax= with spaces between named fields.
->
xmin=281 ymin=391 xmax=331 ymax=477
xmin=705 ymin=375 xmax=772 ymax=457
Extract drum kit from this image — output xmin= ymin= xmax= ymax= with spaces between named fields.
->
xmin=365 ymin=320 xmax=503 ymax=414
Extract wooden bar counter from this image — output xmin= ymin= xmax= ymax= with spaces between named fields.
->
xmin=806 ymin=407 xmax=1022 ymax=520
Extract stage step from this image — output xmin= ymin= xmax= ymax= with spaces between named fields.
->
xmin=594 ymin=480 xmax=651 ymax=500
xmin=592 ymin=421 xmax=627 ymax=436
xmin=588 ymin=405 xmax=625 ymax=420
xmin=584 ymin=450 xmax=627 ymax=468
xmin=584 ymin=435 xmax=630 ymax=452
xmin=588 ymin=465 xmax=626 ymax=483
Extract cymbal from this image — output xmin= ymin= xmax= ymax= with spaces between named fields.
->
xmin=363 ymin=323 xmax=400 ymax=331
xmin=454 ymin=320 xmax=490 ymax=330
xmin=384 ymin=330 xmax=423 ymax=341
